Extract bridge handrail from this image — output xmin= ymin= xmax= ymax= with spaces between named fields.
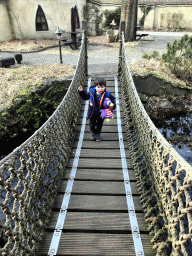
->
xmin=0 ymin=31 xmax=86 ymax=255
xmin=120 ymin=31 xmax=192 ymax=255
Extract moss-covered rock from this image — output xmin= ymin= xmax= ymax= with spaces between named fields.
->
xmin=0 ymin=77 xmax=72 ymax=156
xmin=133 ymin=72 xmax=192 ymax=97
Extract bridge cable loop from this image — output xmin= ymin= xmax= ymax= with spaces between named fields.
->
xmin=0 ymin=30 xmax=86 ymax=255
xmin=120 ymin=31 xmax=192 ymax=255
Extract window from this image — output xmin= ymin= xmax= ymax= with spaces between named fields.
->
xmin=36 ymin=5 xmax=49 ymax=31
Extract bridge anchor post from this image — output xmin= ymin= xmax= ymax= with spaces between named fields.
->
xmin=82 ymin=20 xmax=88 ymax=76
xmin=118 ymin=21 xmax=125 ymax=77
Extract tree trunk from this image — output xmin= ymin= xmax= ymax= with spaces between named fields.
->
xmin=121 ymin=0 xmax=138 ymax=42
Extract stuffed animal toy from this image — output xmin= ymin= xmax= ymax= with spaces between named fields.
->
xmin=100 ymin=98 xmax=115 ymax=122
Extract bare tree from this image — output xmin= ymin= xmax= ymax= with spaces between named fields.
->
xmin=121 ymin=0 xmax=138 ymax=42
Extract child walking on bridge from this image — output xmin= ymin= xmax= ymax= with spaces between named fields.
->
xmin=78 ymin=77 xmax=116 ymax=142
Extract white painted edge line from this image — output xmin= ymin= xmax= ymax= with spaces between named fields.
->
xmin=47 ymin=77 xmax=92 ymax=256
xmin=114 ymin=77 xmax=145 ymax=256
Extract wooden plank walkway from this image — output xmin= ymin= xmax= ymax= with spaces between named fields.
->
xmin=37 ymin=77 xmax=156 ymax=256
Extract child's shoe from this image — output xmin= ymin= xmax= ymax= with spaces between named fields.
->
xmin=96 ymin=134 xmax=101 ymax=142
xmin=90 ymin=132 xmax=96 ymax=140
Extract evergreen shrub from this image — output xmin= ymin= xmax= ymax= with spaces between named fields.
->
xmin=142 ymin=50 xmax=159 ymax=59
xmin=162 ymin=34 xmax=192 ymax=84
xmin=103 ymin=7 xmax=121 ymax=28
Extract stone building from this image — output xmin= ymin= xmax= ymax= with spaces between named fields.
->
xmin=0 ymin=0 xmax=86 ymax=42
xmin=0 ymin=0 xmax=192 ymax=42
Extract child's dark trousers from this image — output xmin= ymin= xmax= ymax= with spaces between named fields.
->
xmin=89 ymin=116 xmax=104 ymax=134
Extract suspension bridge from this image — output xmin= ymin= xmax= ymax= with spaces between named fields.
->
xmin=0 ymin=21 xmax=192 ymax=256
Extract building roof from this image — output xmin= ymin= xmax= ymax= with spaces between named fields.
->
xmin=138 ymin=0 xmax=192 ymax=4
xmin=97 ymin=0 xmax=192 ymax=5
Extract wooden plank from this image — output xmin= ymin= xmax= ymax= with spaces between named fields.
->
xmin=70 ymin=148 xmax=131 ymax=158
xmin=38 ymin=233 xmax=135 ymax=255
xmin=76 ymin=125 xmax=124 ymax=133
xmin=91 ymin=77 xmax=116 ymax=81
xmin=37 ymin=232 xmax=156 ymax=256
xmin=58 ymin=181 xmax=140 ymax=195
xmin=46 ymin=211 xmax=148 ymax=232
xmin=72 ymin=140 xmax=130 ymax=149
xmin=53 ymin=194 xmax=143 ymax=211
xmin=78 ymin=118 xmax=124 ymax=125
xmin=64 ymin=168 xmax=137 ymax=181
xmin=76 ymin=126 xmax=126 ymax=132
xmin=75 ymin=132 xmax=126 ymax=141
xmin=68 ymin=158 xmax=133 ymax=169
xmin=58 ymin=170 xmax=137 ymax=198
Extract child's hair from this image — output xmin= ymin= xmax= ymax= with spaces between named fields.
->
xmin=94 ymin=77 xmax=106 ymax=87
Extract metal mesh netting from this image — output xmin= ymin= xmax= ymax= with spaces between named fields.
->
xmin=119 ymin=31 xmax=192 ymax=256
xmin=0 ymin=32 xmax=86 ymax=256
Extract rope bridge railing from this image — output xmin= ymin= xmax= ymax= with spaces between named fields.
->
xmin=0 ymin=23 xmax=87 ymax=256
xmin=119 ymin=29 xmax=192 ymax=255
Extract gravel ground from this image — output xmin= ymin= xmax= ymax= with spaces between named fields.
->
xmin=1 ymin=31 xmax=192 ymax=76
xmin=88 ymin=31 xmax=192 ymax=75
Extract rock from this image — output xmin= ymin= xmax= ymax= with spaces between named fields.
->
xmin=143 ymin=95 xmax=192 ymax=120
xmin=158 ymin=99 xmax=172 ymax=109
xmin=43 ymin=77 xmax=52 ymax=86
xmin=133 ymin=73 xmax=192 ymax=97
xmin=31 ymin=87 xmax=40 ymax=93
xmin=189 ymin=106 xmax=192 ymax=113
xmin=13 ymin=98 xmax=22 ymax=104
xmin=0 ymin=78 xmax=72 ymax=140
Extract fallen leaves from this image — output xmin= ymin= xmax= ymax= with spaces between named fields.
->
xmin=0 ymin=39 xmax=58 ymax=51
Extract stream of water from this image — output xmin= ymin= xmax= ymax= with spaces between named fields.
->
xmin=154 ymin=113 xmax=192 ymax=165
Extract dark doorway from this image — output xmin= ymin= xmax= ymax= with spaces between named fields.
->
xmin=71 ymin=6 xmax=80 ymax=32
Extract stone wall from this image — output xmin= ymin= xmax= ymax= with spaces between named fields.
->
xmin=87 ymin=1 xmax=101 ymax=36
xmin=87 ymin=0 xmax=121 ymax=35
xmin=88 ymin=0 xmax=192 ymax=35
xmin=138 ymin=5 xmax=192 ymax=30
xmin=0 ymin=1 xmax=13 ymax=42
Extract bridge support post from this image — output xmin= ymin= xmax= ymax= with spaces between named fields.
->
xmin=82 ymin=20 xmax=88 ymax=76
xmin=118 ymin=21 xmax=125 ymax=77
